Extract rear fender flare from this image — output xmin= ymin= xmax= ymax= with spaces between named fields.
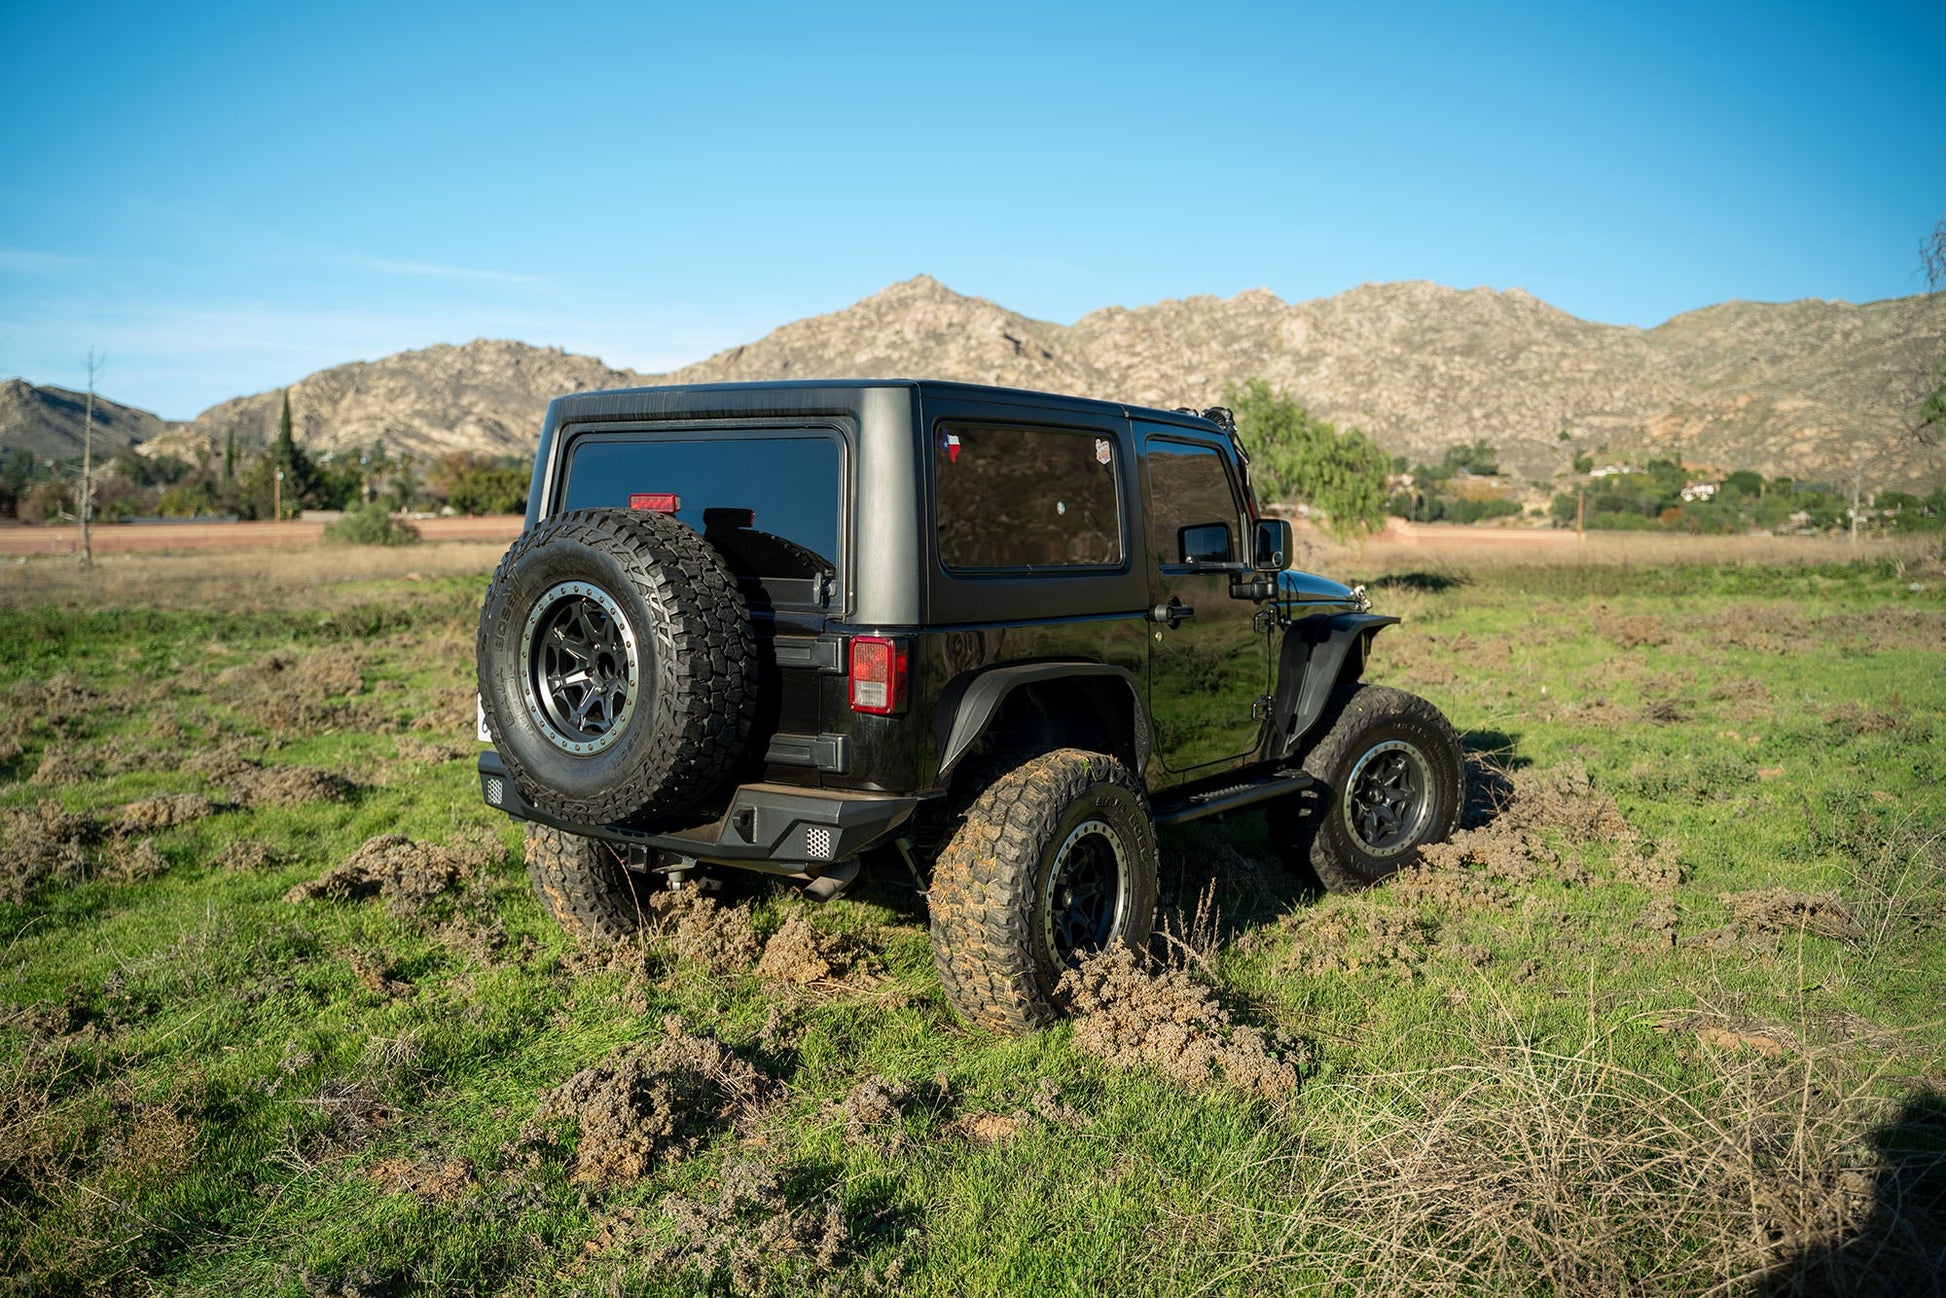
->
xmin=934 ymin=662 xmax=1149 ymax=782
xmin=1271 ymin=613 xmax=1400 ymax=760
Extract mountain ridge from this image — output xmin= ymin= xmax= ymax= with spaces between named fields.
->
xmin=5 ymin=277 xmax=1939 ymax=488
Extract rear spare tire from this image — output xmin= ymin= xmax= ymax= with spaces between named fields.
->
xmin=477 ymin=507 xmax=756 ymax=823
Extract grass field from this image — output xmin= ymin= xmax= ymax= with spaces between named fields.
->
xmin=3 ymin=536 xmax=1943 ymax=1296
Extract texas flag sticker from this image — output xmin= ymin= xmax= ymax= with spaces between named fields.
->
xmin=942 ymin=432 xmax=962 ymax=464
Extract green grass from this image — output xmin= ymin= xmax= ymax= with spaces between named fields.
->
xmin=3 ymin=548 xmax=1943 ymax=1296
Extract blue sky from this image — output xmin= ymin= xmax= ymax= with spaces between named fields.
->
xmin=2 ymin=0 xmax=1942 ymax=419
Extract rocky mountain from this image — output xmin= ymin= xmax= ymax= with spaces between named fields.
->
xmin=7 ymin=277 xmax=1941 ymax=488
xmin=0 ymin=378 xmax=180 ymax=461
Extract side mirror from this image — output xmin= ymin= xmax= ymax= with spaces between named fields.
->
xmin=1252 ymin=518 xmax=1292 ymax=571
xmin=1176 ymin=522 xmax=1234 ymax=565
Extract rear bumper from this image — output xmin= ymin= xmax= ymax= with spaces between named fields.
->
xmin=477 ymin=750 xmax=920 ymax=875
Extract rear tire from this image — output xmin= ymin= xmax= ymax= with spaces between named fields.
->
xmin=524 ymin=824 xmax=650 ymax=946
xmin=928 ymin=749 xmax=1159 ymax=1033
xmin=1270 ymin=685 xmax=1464 ymax=895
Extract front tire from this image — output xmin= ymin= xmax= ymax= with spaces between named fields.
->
xmin=1270 ymin=685 xmax=1463 ymax=894
xmin=928 ymin=749 xmax=1159 ymax=1033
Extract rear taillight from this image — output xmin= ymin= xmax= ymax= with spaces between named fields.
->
xmin=848 ymin=636 xmax=907 ymax=715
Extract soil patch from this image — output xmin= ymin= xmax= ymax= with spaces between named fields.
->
xmin=1058 ymin=948 xmax=1307 ymax=1102
xmin=393 ymin=736 xmax=468 ymax=765
xmin=646 ymin=1158 xmax=850 ymax=1293
xmin=284 ymin=833 xmax=495 ymax=917
xmin=1719 ymin=888 xmax=1860 ymax=941
xmin=368 ymin=1155 xmax=477 ymax=1201
xmin=209 ymin=839 xmax=292 ymax=871
xmin=535 ymin=1033 xmax=775 ymax=1186
xmin=222 ymin=648 xmax=373 ymax=735
xmin=0 ymin=801 xmax=102 ymax=900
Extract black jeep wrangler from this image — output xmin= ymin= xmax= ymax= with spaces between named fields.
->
xmin=475 ymin=380 xmax=1463 ymax=1031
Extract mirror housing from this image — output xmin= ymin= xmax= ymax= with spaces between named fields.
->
xmin=1252 ymin=518 xmax=1293 ymax=571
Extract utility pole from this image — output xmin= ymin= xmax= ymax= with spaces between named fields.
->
xmin=78 ymin=349 xmax=99 ymax=569
xmin=1849 ymin=462 xmax=1862 ymax=545
xmin=1576 ymin=488 xmax=1585 ymax=537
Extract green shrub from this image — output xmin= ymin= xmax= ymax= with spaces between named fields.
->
xmin=323 ymin=503 xmax=421 ymax=547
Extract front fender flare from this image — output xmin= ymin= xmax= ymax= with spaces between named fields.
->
xmin=1270 ymin=613 xmax=1400 ymax=760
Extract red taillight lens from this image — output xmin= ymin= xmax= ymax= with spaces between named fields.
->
xmin=849 ymin=636 xmax=907 ymax=715
xmin=629 ymin=492 xmax=680 ymax=514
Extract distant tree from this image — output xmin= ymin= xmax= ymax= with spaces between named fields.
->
xmin=222 ymin=430 xmax=235 ymax=487
xmin=1440 ymin=439 xmax=1500 ymax=476
xmin=1918 ymin=213 xmax=1946 ymax=447
xmin=1226 ymin=379 xmax=1390 ymax=539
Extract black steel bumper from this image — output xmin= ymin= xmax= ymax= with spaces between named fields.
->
xmin=477 ymin=750 xmax=919 ymax=875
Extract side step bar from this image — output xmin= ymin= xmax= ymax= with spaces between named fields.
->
xmin=1152 ymin=770 xmax=1313 ymax=827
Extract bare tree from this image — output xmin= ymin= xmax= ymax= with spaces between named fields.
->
xmin=78 ymin=349 xmax=101 ymax=569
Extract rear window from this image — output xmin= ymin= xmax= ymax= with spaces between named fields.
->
xmin=934 ymin=424 xmax=1123 ymax=571
xmin=559 ymin=432 xmax=841 ymax=607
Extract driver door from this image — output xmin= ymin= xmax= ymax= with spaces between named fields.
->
xmin=1138 ymin=426 xmax=1273 ymax=774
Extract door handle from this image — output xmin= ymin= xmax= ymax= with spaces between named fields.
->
xmin=1149 ymin=599 xmax=1196 ymax=629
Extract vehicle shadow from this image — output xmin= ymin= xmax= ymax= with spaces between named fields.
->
xmin=1369 ymin=570 xmax=1469 ymax=594
xmin=1751 ymin=1087 xmax=1946 ymax=1297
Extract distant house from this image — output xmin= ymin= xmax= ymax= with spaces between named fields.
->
xmin=1679 ymin=481 xmax=1719 ymax=502
xmin=1589 ymin=465 xmax=1634 ymax=478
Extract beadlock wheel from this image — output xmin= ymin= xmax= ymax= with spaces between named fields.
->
xmin=521 ymin=580 xmax=641 ymax=756
xmin=1342 ymin=738 xmax=1434 ymax=858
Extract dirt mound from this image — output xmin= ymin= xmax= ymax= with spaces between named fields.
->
xmin=1282 ymin=907 xmax=1444 ymax=980
xmin=1058 ymin=948 xmax=1307 ymax=1102
xmin=841 ymin=1075 xmax=915 ymax=1145
xmin=393 ymin=736 xmax=468 ymax=765
xmin=0 ymin=672 xmax=108 ymax=742
xmin=651 ymin=889 xmax=762 ymax=974
xmin=756 ymin=913 xmax=839 ymax=984
xmin=185 ymin=742 xmax=264 ymax=783
xmin=284 ymin=833 xmax=495 ymax=916
xmin=1719 ymin=888 xmax=1859 ymax=941
xmin=647 ymin=1158 xmax=849 ymax=1293
xmin=209 ymin=839 xmax=291 ymax=871
xmin=109 ymin=838 xmax=170 ymax=884
xmin=0 ymin=801 xmax=102 ymax=900
xmin=31 ymin=748 xmax=96 ymax=785
xmin=222 ymin=647 xmax=372 ymax=735
xmin=228 ymin=763 xmax=358 ymax=808
xmin=1418 ymin=761 xmax=1636 ymax=887
xmin=534 ymin=1033 xmax=774 ymax=1185
xmin=115 ymin=793 xmax=218 ymax=834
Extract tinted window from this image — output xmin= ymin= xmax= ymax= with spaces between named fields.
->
xmin=561 ymin=434 xmax=840 ymax=605
xmin=1146 ymin=440 xmax=1239 ymax=565
xmin=935 ymin=424 xmax=1122 ymax=570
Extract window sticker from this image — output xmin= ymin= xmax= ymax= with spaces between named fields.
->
xmin=941 ymin=432 xmax=962 ymax=464
xmin=1096 ymin=438 xmax=1112 ymax=465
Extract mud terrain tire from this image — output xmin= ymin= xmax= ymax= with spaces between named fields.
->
xmin=524 ymin=824 xmax=650 ymax=946
xmin=478 ymin=508 xmax=756 ymax=823
xmin=928 ymin=748 xmax=1159 ymax=1033
xmin=1269 ymin=684 xmax=1463 ymax=894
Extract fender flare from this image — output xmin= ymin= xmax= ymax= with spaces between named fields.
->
xmin=934 ymin=661 xmax=1149 ymax=781
xmin=1269 ymin=613 xmax=1400 ymax=760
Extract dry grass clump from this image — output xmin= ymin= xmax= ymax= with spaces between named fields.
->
xmin=534 ymin=1033 xmax=775 ymax=1186
xmin=284 ymin=832 xmax=497 ymax=917
xmin=0 ymin=673 xmax=111 ymax=744
xmin=1201 ymin=1025 xmax=1945 ymax=1296
xmin=651 ymin=889 xmax=763 ymax=974
xmin=392 ymin=735 xmax=468 ymax=765
xmin=1058 ymin=948 xmax=1307 ymax=1102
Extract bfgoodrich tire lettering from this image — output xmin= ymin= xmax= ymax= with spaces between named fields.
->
xmin=928 ymin=748 xmax=1160 ymax=1033
xmin=477 ymin=507 xmax=756 ymax=824
xmin=1272 ymin=684 xmax=1463 ymax=894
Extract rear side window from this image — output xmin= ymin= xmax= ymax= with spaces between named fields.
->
xmin=560 ymin=433 xmax=841 ymax=606
xmin=1145 ymin=439 xmax=1240 ymax=565
xmin=934 ymin=424 xmax=1122 ymax=570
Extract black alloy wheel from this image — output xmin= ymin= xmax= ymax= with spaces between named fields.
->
xmin=523 ymin=580 xmax=640 ymax=756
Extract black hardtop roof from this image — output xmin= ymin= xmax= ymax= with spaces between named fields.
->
xmin=548 ymin=377 xmax=1225 ymax=435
